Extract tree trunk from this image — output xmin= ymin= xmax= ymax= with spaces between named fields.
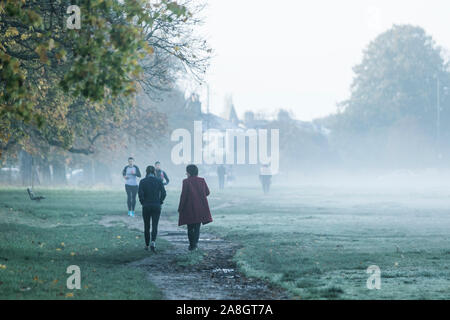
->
xmin=19 ymin=150 xmax=32 ymax=186
xmin=52 ymin=159 xmax=67 ymax=185
xmin=40 ymin=157 xmax=51 ymax=186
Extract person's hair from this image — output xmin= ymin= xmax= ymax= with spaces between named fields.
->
xmin=155 ymin=161 xmax=161 ymax=165
xmin=186 ymin=164 xmax=198 ymax=177
xmin=146 ymin=166 xmax=155 ymax=175
xmin=128 ymin=157 xmax=134 ymax=161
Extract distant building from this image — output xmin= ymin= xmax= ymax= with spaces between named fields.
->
xmin=222 ymin=95 xmax=240 ymax=126
xmin=186 ymin=91 xmax=329 ymax=136
xmin=185 ymin=93 xmax=202 ymax=118
xmin=243 ymin=111 xmax=269 ymax=129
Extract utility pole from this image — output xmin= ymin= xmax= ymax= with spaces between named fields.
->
xmin=437 ymin=76 xmax=441 ymax=160
xmin=207 ymin=84 xmax=211 ymax=115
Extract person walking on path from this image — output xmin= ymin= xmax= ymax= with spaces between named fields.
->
xmin=122 ymin=157 xmax=142 ymax=217
xmin=259 ymin=163 xmax=272 ymax=194
xmin=138 ymin=166 xmax=166 ymax=252
xmin=177 ymin=165 xmax=213 ymax=251
xmin=217 ymin=165 xmax=226 ymax=190
xmin=155 ymin=161 xmax=170 ymax=186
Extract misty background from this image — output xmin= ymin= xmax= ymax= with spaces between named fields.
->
xmin=2 ymin=0 xmax=450 ymax=190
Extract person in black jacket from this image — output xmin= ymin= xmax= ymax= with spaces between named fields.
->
xmin=155 ymin=161 xmax=170 ymax=186
xmin=138 ymin=165 xmax=167 ymax=252
xmin=122 ymin=157 xmax=142 ymax=217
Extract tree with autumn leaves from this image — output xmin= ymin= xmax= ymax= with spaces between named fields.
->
xmin=0 ymin=0 xmax=210 ymax=183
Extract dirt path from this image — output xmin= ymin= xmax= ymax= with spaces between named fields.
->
xmin=99 ymin=213 xmax=288 ymax=300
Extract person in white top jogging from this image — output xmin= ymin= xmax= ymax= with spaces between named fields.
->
xmin=122 ymin=157 xmax=142 ymax=217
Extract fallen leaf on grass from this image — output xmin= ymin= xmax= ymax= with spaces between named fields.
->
xmin=65 ymin=293 xmax=74 ymax=298
xmin=70 ymin=252 xmax=76 ymax=256
xmin=0 ymin=264 xmax=6 ymax=269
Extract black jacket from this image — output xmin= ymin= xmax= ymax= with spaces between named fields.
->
xmin=155 ymin=169 xmax=170 ymax=185
xmin=138 ymin=174 xmax=167 ymax=208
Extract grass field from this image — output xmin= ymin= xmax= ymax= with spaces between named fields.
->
xmin=1 ymin=185 xmax=449 ymax=299
xmin=203 ymin=186 xmax=450 ymax=299
xmin=0 ymin=188 xmax=171 ymax=299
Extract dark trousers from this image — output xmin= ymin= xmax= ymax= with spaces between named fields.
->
xmin=187 ymin=223 xmax=201 ymax=249
xmin=125 ymin=185 xmax=138 ymax=211
xmin=142 ymin=206 xmax=161 ymax=246
xmin=260 ymin=176 xmax=271 ymax=194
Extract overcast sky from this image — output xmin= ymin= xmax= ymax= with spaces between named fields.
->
xmin=189 ymin=0 xmax=450 ymax=121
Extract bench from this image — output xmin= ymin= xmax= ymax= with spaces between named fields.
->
xmin=27 ymin=188 xmax=45 ymax=202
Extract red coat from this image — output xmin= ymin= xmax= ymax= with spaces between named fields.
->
xmin=178 ymin=176 xmax=213 ymax=226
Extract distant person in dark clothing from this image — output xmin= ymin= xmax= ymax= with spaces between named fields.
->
xmin=155 ymin=161 xmax=170 ymax=186
xmin=122 ymin=157 xmax=142 ymax=217
xmin=178 ymin=165 xmax=213 ymax=251
xmin=259 ymin=164 xmax=272 ymax=194
xmin=217 ymin=165 xmax=226 ymax=190
xmin=138 ymin=165 xmax=166 ymax=252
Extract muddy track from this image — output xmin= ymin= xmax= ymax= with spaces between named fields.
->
xmin=99 ymin=213 xmax=289 ymax=300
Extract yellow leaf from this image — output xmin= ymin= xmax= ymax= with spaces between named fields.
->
xmin=61 ymin=242 xmax=65 ymax=247
xmin=0 ymin=264 xmax=6 ymax=269
xmin=56 ymin=248 xmax=62 ymax=251
xmin=35 ymin=44 xmax=48 ymax=64
xmin=70 ymin=252 xmax=76 ymax=256
xmin=5 ymin=27 xmax=19 ymax=37
xmin=48 ymin=39 xmax=55 ymax=51
xmin=65 ymin=293 xmax=74 ymax=298
xmin=117 ymin=236 xmax=121 ymax=239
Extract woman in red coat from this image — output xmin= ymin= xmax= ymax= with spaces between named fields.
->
xmin=178 ymin=164 xmax=213 ymax=251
